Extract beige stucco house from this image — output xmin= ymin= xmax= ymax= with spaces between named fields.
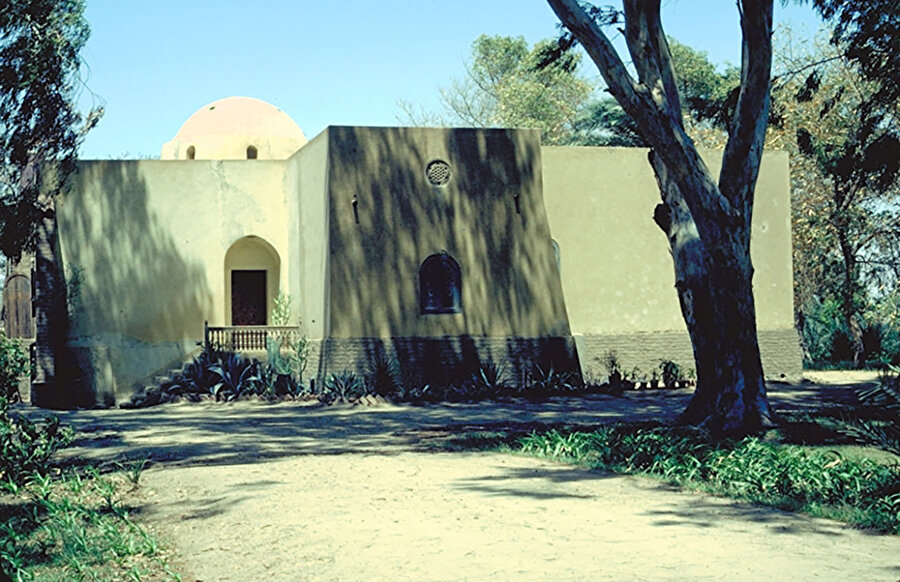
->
xmin=3 ymin=96 xmax=802 ymax=407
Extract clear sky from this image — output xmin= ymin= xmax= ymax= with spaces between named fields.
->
xmin=76 ymin=1 xmax=824 ymax=159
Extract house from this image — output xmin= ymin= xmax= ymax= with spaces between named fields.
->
xmin=2 ymin=97 xmax=802 ymax=407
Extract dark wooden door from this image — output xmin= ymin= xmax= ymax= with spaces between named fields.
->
xmin=231 ymin=270 xmax=266 ymax=325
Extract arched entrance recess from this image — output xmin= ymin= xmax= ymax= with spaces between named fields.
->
xmin=224 ymin=236 xmax=280 ymax=325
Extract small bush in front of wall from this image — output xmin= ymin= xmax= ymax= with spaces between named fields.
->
xmin=208 ymin=352 xmax=261 ymax=401
xmin=0 ymin=330 xmax=28 ymax=402
xmin=367 ymin=353 xmax=402 ymax=398
xmin=125 ymin=346 xmax=265 ymax=407
xmin=320 ymin=372 xmax=368 ymax=404
xmin=524 ymin=364 xmax=580 ymax=399
xmin=466 ymin=360 xmax=509 ymax=398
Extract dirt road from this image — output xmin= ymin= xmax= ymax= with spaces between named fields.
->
xmin=47 ymin=374 xmax=899 ymax=581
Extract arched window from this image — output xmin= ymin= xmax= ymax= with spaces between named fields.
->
xmin=419 ymin=253 xmax=461 ymax=314
xmin=186 ymin=145 xmax=195 ymax=160
xmin=246 ymin=145 xmax=258 ymax=159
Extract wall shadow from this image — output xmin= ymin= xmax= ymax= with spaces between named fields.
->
xmin=58 ymin=161 xmax=214 ymax=404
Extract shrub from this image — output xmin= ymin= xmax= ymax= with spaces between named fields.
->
xmin=0 ymin=331 xmax=28 ymax=402
xmin=367 ymin=353 xmax=401 ymax=398
xmin=320 ymin=372 xmax=368 ymax=404
xmin=0 ymin=397 xmax=73 ymax=486
xmin=466 ymin=360 xmax=509 ymax=397
xmin=208 ymin=352 xmax=261 ymax=401
xmin=518 ymin=424 xmax=900 ymax=533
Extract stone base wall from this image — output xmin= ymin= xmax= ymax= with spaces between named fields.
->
xmin=312 ymin=336 xmax=580 ymax=388
xmin=574 ymin=328 xmax=803 ymax=382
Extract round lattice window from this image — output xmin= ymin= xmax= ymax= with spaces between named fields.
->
xmin=426 ymin=160 xmax=451 ymax=186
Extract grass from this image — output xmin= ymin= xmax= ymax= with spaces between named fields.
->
xmin=0 ymin=463 xmax=179 ymax=581
xmin=509 ymin=423 xmax=900 ymax=533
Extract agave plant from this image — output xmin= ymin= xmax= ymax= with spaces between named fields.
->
xmin=209 ymin=353 xmax=261 ymax=401
xmin=321 ymin=372 xmax=367 ymax=404
xmin=367 ymin=353 xmax=401 ymax=398
xmin=467 ymin=360 xmax=509 ymax=397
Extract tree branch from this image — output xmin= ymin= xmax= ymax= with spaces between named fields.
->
xmin=720 ymin=0 xmax=773 ymax=216
xmin=622 ymin=0 xmax=683 ymax=125
xmin=546 ymin=0 xmax=646 ymax=122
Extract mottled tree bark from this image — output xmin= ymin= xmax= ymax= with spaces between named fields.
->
xmin=548 ymin=0 xmax=776 ymax=435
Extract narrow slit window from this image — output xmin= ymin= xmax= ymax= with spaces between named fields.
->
xmin=419 ymin=253 xmax=462 ymax=314
xmin=247 ymin=145 xmax=258 ymax=159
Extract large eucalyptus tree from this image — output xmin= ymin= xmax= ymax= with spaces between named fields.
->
xmin=547 ymin=0 xmax=777 ymax=436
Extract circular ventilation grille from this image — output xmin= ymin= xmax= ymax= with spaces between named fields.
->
xmin=426 ymin=160 xmax=451 ymax=186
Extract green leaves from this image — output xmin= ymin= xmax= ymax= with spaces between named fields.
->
xmin=0 ymin=397 xmax=73 ymax=487
xmin=0 ymin=0 xmax=96 ymax=258
xmin=0 ymin=331 xmax=28 ymax=401
xmin=431 ymin=34 xmax=594 ymax=145
xmin=518 ymin=423 xmax=900 ymax=532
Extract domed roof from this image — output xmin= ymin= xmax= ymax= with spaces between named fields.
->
xmin=174 ymin=97 xmax=305 ymax=142
xmin=161 ymin=96 xmax=307 ymax=160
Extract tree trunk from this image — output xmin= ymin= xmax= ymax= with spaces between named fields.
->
xmin=834 ymin=207 xmax=864 ymax=367
xmin=547 ymin=0 xmax=776 ymax=436
xmin=651 ymin=153 xmax=774 ymax=436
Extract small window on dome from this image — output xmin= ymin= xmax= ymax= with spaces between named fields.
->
xmin=186 ymin=146 xmax=195 ymax=160
xmin=247 ymin=145 xmax=258 ymax=159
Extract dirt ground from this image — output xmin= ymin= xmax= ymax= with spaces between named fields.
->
xmin=45 ymin=372 xmax=900 ymax=581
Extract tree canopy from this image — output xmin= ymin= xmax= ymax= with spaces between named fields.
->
xmin=0 ymin=0 xmax=98 ymax=259
xmin=400 ymin=34 xmax=594 ymax=145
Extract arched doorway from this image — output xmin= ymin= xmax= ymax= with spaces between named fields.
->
xmin=224 ymin=236 xmax=280 ymax=325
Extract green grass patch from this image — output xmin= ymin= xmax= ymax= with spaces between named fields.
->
xmin=1 ymin=465 xmax=179 ymax=581
xmin=511 ymin=423 xmax=900 ymax=533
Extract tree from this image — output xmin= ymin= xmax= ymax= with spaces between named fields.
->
xmin=0 ymin=0 xmax=99 ymax=406
xmin=783 ymin=1 xmax=900 ymax=367
xmin=400 ymin=34 xmax=594 ymax=145
xmin=569 ymin=38 xmax=741 ymax=148
xmin=547 ymin=0 xmax=776 ymax=436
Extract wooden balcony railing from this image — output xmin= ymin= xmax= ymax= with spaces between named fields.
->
xmin=204 ymin=321 xmax=302 ymax=352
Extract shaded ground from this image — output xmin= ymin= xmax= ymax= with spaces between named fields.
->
xmin=30 ymin=372 xmax=900 ymax=581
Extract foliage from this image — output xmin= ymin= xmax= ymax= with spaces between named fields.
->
xmin=772 ymin=32 xmax=900 ymax=366
xmin=367 ymin=353 xmax=402 ymax=398
xmin=0 ymin=0 xmax=101 ymax=258
xmin=659 ymin=359 xmax=685 ymax=389
xmin=0 ymin=330 xmax=29 ymax=402
xmin=0 ymin=466 xmax=176 ymax=581
xmin=270 ymin=292 xmax=292 ymax=326
xmin=561 ymin=97 xmax=643 ymax=146
xmin=525 ymin=364 xmax=580 ymax=396
xmin=518 ymin=424 xmax=900 ymax=532
xmin=319 ymin=372 xmax=368 ymax=405
xmin=208 ymin=352 xmax=261 ymax=401
xmin=0 ymin=397 xmax=72 ymax=486
xmin=400 ymin=34 xmax=594 ymax=145
xmin=465 ymin=360 xmax=509 ymax=396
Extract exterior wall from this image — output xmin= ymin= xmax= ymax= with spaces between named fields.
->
xmin=36 ymin=128 xmax=802 ymax=407
xmin=541 ymin=147 xmax=802 ymax=380
xmin=325 ymin=126 xmax=570 ymax=338
xmin=55 ymin=159 xmax=292 ymax=399
xmin=162 ymin=134 xmax=305 ymax=161
xmin=314 ymin=126 xmax=577 ymax=384
xmin=287 ymin=131 xmax=330 ymax=338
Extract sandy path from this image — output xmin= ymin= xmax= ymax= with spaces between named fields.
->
xmin=45 ymin=374 xmax=899 ymax=581
xmin=137 ymin=452 xmax=899 ymax=582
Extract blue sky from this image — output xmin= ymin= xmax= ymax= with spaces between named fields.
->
xmin=76 ymin=1 xmax=824 ymax=159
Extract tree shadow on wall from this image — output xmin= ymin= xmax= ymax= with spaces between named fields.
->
xmin=59 ymin=161 xmax=214 ymax=404
xmin=322 ymin=126 xmax=577 ymax=384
